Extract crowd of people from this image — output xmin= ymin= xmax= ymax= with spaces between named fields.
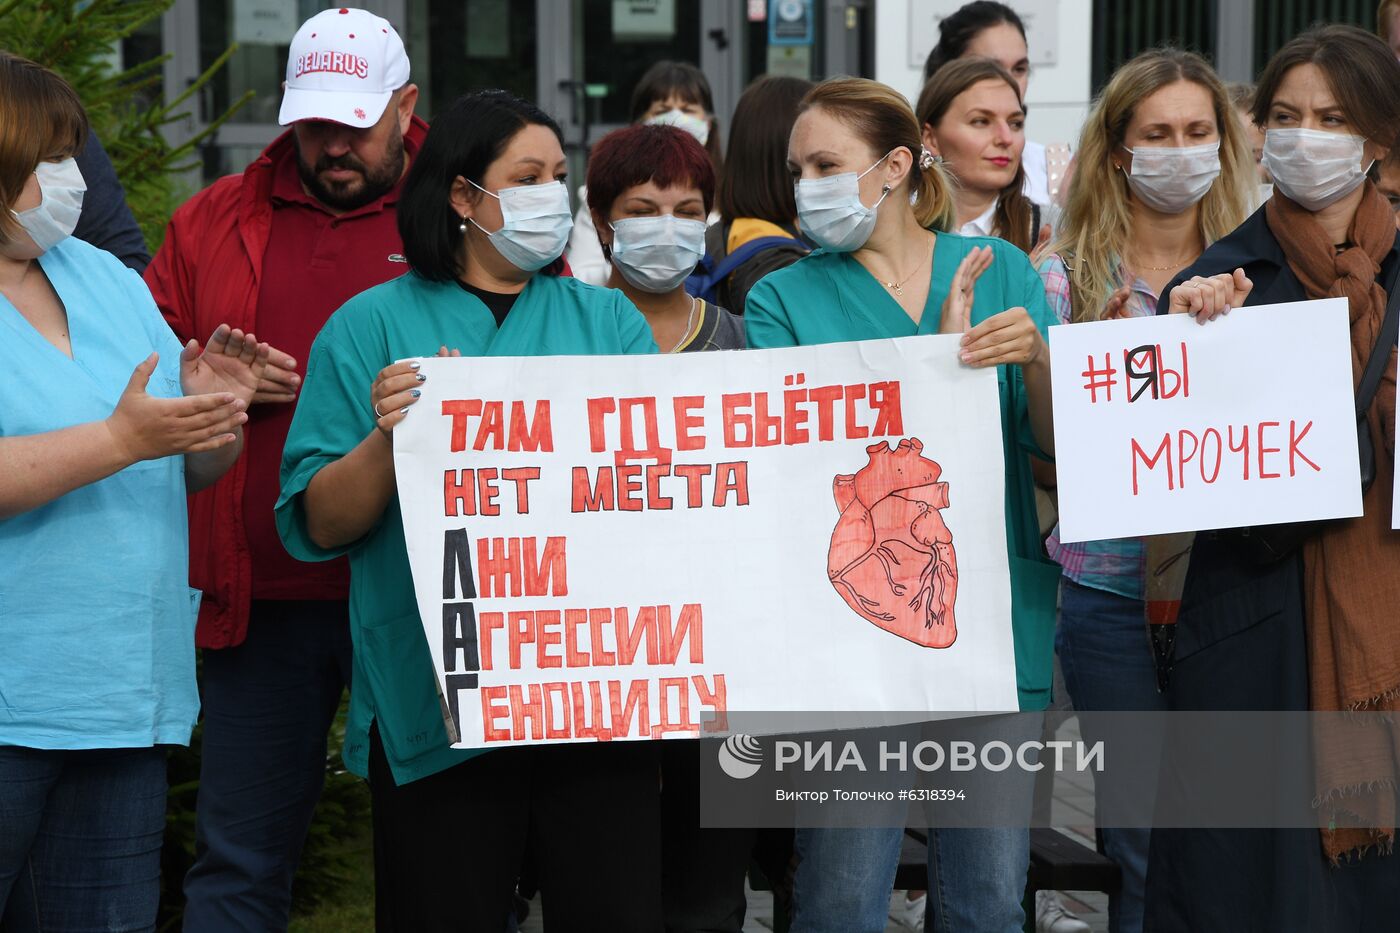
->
xmin=2 ymin=2 xmax=1400 ymax=932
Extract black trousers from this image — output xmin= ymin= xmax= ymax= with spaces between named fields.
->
xmin=659 ymin=739 xmax=793 ymax=933
xmin=369 ymin=726 xmax=662 ymax=932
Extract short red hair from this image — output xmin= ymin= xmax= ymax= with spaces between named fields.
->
xmin=585 ymin=124 xmax=715 ymax=220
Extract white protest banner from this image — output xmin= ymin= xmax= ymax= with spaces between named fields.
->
xmin=392 ymin=336 xmax=1017 ymax=749
xmin=1050 ymin=298 xmax=1362 ymax=543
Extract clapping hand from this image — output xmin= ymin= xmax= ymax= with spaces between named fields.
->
xmin=106 ymin=353 xmax=249 ymax=462
xmin=939 ymin=246 xmax=994 ymax=336
xmin=180 ymin=325 xmax=271 ymax=406
xmin=251 ymin=345 xmax=302 ymax=404
xmin=1103 ymin=284 xmax=1133 ymax=321
xmin=940 ymin=246 xmax=1047 ymax=368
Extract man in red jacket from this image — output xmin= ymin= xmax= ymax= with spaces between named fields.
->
xmin=144 ymin=9 xmax=425 ymax=928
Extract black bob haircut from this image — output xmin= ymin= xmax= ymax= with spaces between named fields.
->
xmin=398 ymin=89 xmax=566 ymax=282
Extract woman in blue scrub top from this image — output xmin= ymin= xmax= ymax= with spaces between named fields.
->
xmin=276 ymin=90 xmax=662 ymax=931
xmin=745 ymin=77 xmax=1058 ymax=933
xmin=0 ymin=54 xmax=268 ymax=928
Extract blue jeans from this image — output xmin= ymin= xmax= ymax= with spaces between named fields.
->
xmin=789 ymin=715 xmax=1038 ymax=933
xmin=1057 ymin=577 xmax=1168 ymax=933
xmin=0 ymin=744 xmax=167 ymax=932
xmin=791 ymin=825 xmax=1029 ymax=933
xmin=182 ymin=600 xmax=352 ymax=932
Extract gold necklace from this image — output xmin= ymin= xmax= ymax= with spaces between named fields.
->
xmin=883 ymin=242 xmax=933 ymax=297
xmin=668 ymin=297 xmax=699 ymax=353
xmin=1129 ymin=252 xmax=1195 ymax=272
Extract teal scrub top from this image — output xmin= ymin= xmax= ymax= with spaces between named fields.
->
xmin=0 ymin=236 xmax=201 ymax=749
xmin=276 ymin=271 xmax=656 ymax=784
xmin=745 ymin=233 xmax=1060 ymax=711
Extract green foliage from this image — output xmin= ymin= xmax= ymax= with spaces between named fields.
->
xmin=0 ymin=0 xmax=253 ymax=249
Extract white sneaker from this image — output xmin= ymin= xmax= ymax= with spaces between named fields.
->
xmin=1035 ymin=890 xmax=1091 ymax=933
xmin=888 ymin=889 xmax=926 ymax=931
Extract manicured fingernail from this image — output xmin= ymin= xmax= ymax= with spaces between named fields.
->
xmin=410 ymin=389 xmax=421 ymax=398
xmin=409 ymin=361 xmax=421 ymax=370
xmin=959 ymin=350 xmax=970 ymax=362
xmin=1223 ymin=305 xmax=1231 ymax=315
xmin=416 ymin=373 xmax=426 ymax=382
xmin=400 ymin=407 xmax=410 ymax=414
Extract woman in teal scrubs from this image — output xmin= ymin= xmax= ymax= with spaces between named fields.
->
xmin=276 ymin=90 xmax=661 ymax=930
xmin=745 ymin=77 xmax=1058 ymax=933
xmin=0 ymin=54 xmax=268 ymax=928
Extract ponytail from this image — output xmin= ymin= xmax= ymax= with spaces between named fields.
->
xmin=912 ymin=157 xmax=957 ymax=232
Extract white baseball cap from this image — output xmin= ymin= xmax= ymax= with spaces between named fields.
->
xmin=278 ymin=8 xmax=410 ymax=129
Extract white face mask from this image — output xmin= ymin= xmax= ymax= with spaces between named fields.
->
xmin=469 ymin=180 xmax=573 ymax=272
xmin=795 ymin=153 xmax=892 ymax=253
xmin=645 ymin=108 xmax=711 ymax=147
xmin=11 ymin=158 xmax=86 ymax=252
xmin=1261 ymin=128 xmax=1374 ymax=212
xmin=1121 ymin=142 xmax=1221 ymax=214
xmin=609 ymin=214 xmax=707 ymax=294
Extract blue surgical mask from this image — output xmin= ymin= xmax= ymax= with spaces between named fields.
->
xmin=795 ymin=153 xmax=892 ymax=252
xmin=469 ymin=179 xmax=573 ymax=272
xmin=609 ymin=214 xmax=707 ymax=293
xmin=11 ymin=158 xmax=86 ymax=252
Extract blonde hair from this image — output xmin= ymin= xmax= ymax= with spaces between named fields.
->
xmin=0 ymin=52 xmax=88 ymax=244
xmin=801 ymin=77 xmax=957 ymax=231
xmin=1048 ymin=49 xmax=1252 ymax=322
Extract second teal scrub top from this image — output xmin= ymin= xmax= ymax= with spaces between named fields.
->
xmin=745 ymin=232 xmax=1060 ymax=710
xmin=276 ymin=271 xmax=656 ymax=784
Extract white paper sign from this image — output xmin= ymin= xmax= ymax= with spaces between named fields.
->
xmin=393 ymin=336 xmax=1018 ymax=749
xmin=1050 ymin=299 xmax=1363 ymax=543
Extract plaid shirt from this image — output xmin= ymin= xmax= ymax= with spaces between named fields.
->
xmin=1038 ymin=253 xmax=1158 ymax=600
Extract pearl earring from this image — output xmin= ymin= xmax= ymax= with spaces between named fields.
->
xmin=459 ymin=215 xmax=468 ymax=234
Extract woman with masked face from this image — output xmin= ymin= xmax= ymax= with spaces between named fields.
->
xmin=1034 ymin=48 xmax=1254 ymax=933
xmin=588 ymin=123 xmax=743 ymax=352
xmin=1148 ymin=25 xmax=1400 ymax=932
xmin=569 ymin=61 xmax=722 ymax=286
xmin=0 ymin=54 xmax=268 ymax=927
xmin=276 ymin=89 xmax=663 ymax=930
xmin=586 ymin=121 xmax=758 ymax=931
xmin=746 ymin=76 xmax=1057 ymax=933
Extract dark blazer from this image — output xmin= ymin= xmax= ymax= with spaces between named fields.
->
xmin=1153 ymin=205 xmax=1400 ymax=670
xmin=1143 ymin=204 xmax=1400 ymax=933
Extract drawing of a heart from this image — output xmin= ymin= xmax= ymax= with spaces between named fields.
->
xmin=827 ymin=438 xmax=958 ymax=648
